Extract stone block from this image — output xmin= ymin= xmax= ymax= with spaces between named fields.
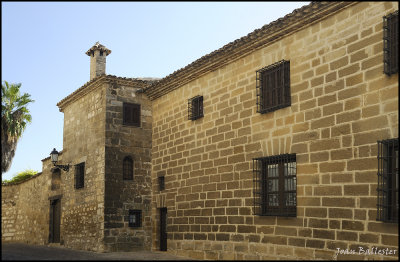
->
xmin=215 ymin=233 xmax=230 ymax=241
xmin=306 ymin=239 xmax=325 ymax=249
xmin=343 ymin=185 xmax=369 ymax=196
xmin=319 ymin=162 xmax=345 ymax=173
xmin=330 ymin=56 xmax=348 ymax=70
xmin=322 ymin=197 xmax=355 ymax=208
xmin=347 ymin=158 xmax=377 ymax=171
xmin=359 ymin=233 xmax=378 ymax=244
xmin=336 ymin=110 xmax=361 ymax=124
xmin=308 ymin=218 xmax=328 ymax=229
xmin=337 ymin=231 xmax=358 ymax=241
xmin=313 ymin=229 xmax=335 ymax=240
xmin=342 ymin=220 xmax=364 ymax=231
xmin=314 ymin=186 xmax=342 ymax=196
xmin=305 ymin=207 xmax=327 ymax=218
xmin=367 ymin=222 xmax=398 ymax=234
xmin=328 ymin=208 xmax=353 ymax=219
xmin=261 ymin=235 xmax=287 ymax=245
xmin=275 ymin=226 xmax=297 ymax=236
xmin=381 ymin=234 xmax=398 ymax=246
xmin=310 ymin=138 xmax=340 ymax=152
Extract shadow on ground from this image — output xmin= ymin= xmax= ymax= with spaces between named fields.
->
xmin=1 ymin=243 xmax=194 ymax=260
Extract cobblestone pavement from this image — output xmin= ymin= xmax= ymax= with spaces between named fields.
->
xmin=1 ymin=243 xmax=194 ymax=260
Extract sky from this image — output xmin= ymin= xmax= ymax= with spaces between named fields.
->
xmin=1 ymin=1 xmax=309 ymax=181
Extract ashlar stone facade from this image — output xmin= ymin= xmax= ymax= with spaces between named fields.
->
xmin=2 ymin=43 xmax=155 ymax=252
xmin=2 ymin=1 xmax=399 ymax=260
xmin=145 ymin=1 xmax=398 ymax=260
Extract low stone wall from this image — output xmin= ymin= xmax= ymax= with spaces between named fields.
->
xmin=2 ymin=172 xmax=50 ymax=245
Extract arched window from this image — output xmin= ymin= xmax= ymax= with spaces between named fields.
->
xmin=51 ymin=168 xmax=61 ymax=190
xmin=123 ymin=156 xmax=133 ymax=180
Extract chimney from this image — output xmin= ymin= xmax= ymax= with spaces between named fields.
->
xmin=86 ymin=42 xmax=111 ymax=80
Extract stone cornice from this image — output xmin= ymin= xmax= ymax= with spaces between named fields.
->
xmin=86 ymin=41 xmax=111 ymax=56
xmin=57 ymin=75 xmax=156 ymax=112
xmin=143 ymin=1 xmax=358 ymax=100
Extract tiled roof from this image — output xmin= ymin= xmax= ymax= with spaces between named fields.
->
xmin=57 ymin=75 xmax=158 ymax=111
xmin=143 ymin=1 xmax=357 ymax=100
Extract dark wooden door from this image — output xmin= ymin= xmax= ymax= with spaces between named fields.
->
xmin=49 ymin=199 xmax=61 ymax=243
xmin=159 ymin=208 xmax=167 ymax=251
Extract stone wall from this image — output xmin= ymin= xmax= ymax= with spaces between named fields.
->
xmin=150 ymin=2 xmax=398 ymax=260
xmin=2 ymin=81 xmax=108 ymax=252
xmin=2 ymin=76 xmax=154 ymax=252
xmin=2 ymin=157 xmax=62 ymax=245
xmin=103 ymin=79 xmax=153 ymax=251
xmin=58 ymin=82 xmax=107 ymax=251
xmin=2 ymin=172 xmax=49 ymax=245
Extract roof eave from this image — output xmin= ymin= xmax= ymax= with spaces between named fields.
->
xmin=144 ymin=1 xmax=357 ymax=100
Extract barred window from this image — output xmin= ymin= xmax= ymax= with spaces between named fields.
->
xmin=159 ymin=176 xmax=165 ymax=191
xmin=129 ymin=210 xmax=142 ymax=228
xmin=123 ymin=103 xmax=141 ymax=127
xmin=256 ymin=60 xmax=291 ymax=114
xmin=377 ymin=138 xmax=398 ymax=223
xmin=188 ymin=95 xmax=203 ymax=120
xmin=75 ymin=162 xmax=85 ymax=189
xmin=123 ymin=156 xmax=133 ymax=180
xmin=253 ymin=154 xmax=296 ymax=217
xmin=383 ymin=10 xmax=398 ymax=76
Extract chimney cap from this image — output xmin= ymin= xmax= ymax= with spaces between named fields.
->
xmin=86 ymin=41 xmax=111 ymax=56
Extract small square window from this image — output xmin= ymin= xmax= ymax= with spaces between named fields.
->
xmin=256 ymin=60 xmax=291 ymax=114
xmin=188 ymin=95 xmax=203 ymax=120
xmin=123 ymin=103 xmax=141 ymax=127
xmin=383 ymin=10 xmax=398 ymax=76
xmin=129 ymin=210 xmax=142 ymax=228
xmin=159 ymin=176 xmax=165 ymax=191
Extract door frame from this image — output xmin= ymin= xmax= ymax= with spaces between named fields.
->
xmin=159 ymin=207 xmax=167 ymax=251
xmin=48 ymin=195 xmax=62 ymax=243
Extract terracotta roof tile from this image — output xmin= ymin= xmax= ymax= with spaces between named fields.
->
xmin=57 ymin=75 xmax=158 ymax=111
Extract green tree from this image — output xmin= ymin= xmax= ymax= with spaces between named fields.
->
xmin=1 ymin=81 xmax=34 ymax=174
xmin=2 ymin=169 xmax=38 ymax=184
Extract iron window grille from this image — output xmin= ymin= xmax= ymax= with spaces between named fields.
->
xmin=377 ymin=138 xmax=398 ymax=223
xmin=256 ymin=60 xmax=291 ymax=114
xmin=74 ymin=162 xmax=85 ymax=189
xmin=188 ymin=95 xmax=203 ymax=120
xmin=129 ymin=210 xmax=142 ymax=228
xmin=123 ymin=156 xmax=133 ymax=180
xmin=123 ymin=103 xmax=141 ymax=127
xmin=383 ymin=10 xmax=398 ymax=76
xmin=253 ymin=153 xmax=296 ymax=217
xmin=159 ymin=176 xmax=165 ymax=191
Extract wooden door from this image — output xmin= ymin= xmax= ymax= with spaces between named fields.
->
xmin=159 ymin=208 xmax=167 ymax=251
xmin=49 ymin=199 xmax=61 ymax=243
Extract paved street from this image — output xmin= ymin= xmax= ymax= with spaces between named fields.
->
xmin=1 ymin=243 xmax=193 ymax=260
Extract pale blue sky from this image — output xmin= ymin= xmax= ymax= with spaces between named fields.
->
xmin=1 ymin=1 xmax=308 ymax=181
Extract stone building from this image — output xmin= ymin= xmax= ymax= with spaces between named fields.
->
xmin=2 ymin=1 xmax=399 ymax=260
xmin=2 ymin=42 xmax=156 ymax=252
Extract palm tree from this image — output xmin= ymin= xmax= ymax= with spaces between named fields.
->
xmin=1 ymin=81 xmax=34 ymax=174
